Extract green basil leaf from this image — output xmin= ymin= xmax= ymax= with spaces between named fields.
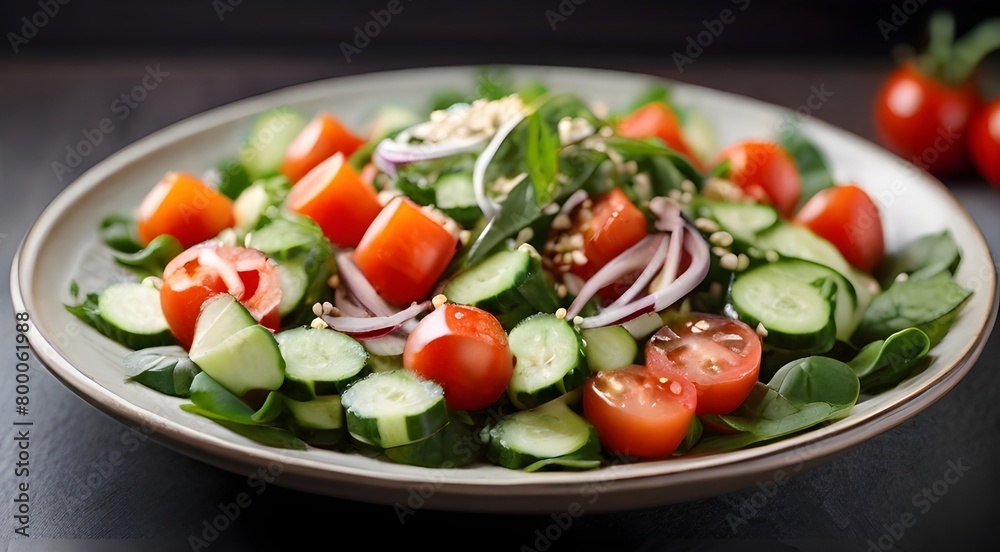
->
xmin=605 ymin=136 xmax=703 ymax=187
xmin=99 ymin=214 xmax=142 ymax=254
xmin=110 ymin=234 xmax=183 ymax=279
xmin=123 ymin=345 xmax=201 ymax=397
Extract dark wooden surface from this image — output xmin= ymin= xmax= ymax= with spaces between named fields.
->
xmin=1 ymin=52 xmax=999 ymax=551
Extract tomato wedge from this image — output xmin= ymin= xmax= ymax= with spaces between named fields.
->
xmin=794 ymin=184 xmax=885 ymax=273
xmin=403 ymin=304 xmax=514 ymax=411
xmin=715 ymin=141 xmax=802 ymax=218
xmin=136 ymin=172 xmax=234 ymax=248
xmin=617 ymin=101 xmax=704 ymax=171
xmin=568 ymin=187 xmax=649 ymax=282
xmin=280 ymin=112 xmax=366 ymax=183
xmin=160 ymin=243 xmax=281 ymax=349
xmin=354 ymin=197 xmax=459 ymax=306
xmin=582 ymin=364 xmax=697 ymax=458
xmin=968 ymin=96 xmax=1000 ymax=189
xmin=645 ymin=313 xmax=762 ymax=415
xmin=284 ymin=152 xmax=383 ymax=248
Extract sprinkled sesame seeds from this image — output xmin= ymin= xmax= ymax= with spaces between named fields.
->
xmin=695 ymin=217 xmax=720 ymax=233
xmin=432 ymin=294 xmax=448 ymax=308
xmin=555 ymin=308 xmax=567 ymax=319
xmin=709 ymin=231 xmax=734 ymax=247
xmin=720 ymin=253 xmax=739 ymax=271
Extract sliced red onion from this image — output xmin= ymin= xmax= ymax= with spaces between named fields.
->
xmin=560 ymin=189 xmax=589 ymax=215
xmin=335 ymin=251 xmax=395 ymax=317
xmin=360 ymin=331 xmax=408 ymax=356
xmin=473 ymin=113 xmax=526 ymax=219
xmin=578 ymin=226 xmax=709 ymax=329
xmin=373 ymin=135 xmax=487 ymax=178
xmin=566 ymin=235 xmax=662 ymax=319
xmin=606 ymin=234 xmax=670 ymax=309
xmin=322 ymin=301 xmax=430 ymax=338
xmin=655 ymin=221 xmax=684 ymax=291
xmin=334 ymin=286 xmax=371 ymax=318
xmin=562 ymin=273 xmax=585 ymax=297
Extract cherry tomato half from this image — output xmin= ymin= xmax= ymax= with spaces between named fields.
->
xmin=136 ymin=172 xmax=234 ymax=248
xmin=873 ymin=62 xmax=981 ymax=176
xmin=968 ymin=96 xmax=1000 ymax=189
xmin=617 ymin=101 xmax=705 ymax=172
xmin=715 ymin=140 xmax=802 ymax=218
xmin=403 ymin=304 xmax=514 ymax=411
xmin=280 ymin=112 xmax=366 ymax=183
xmin=582 ymin=364 xmax=697 ymax=458
xmin=354 ymin=197 xmax=459 ymax=306
xmin=645 ymin=313 xmax=762 ymax=416
xmin=569 ymin=187 xmax=649 ymax=282
xmin=160 ymin=243 xmax=281 ymax=349
xmin=794 ymin=184 xmax=885 ymax=273
xmin=284 ymin=152 xmax=383 ymax=248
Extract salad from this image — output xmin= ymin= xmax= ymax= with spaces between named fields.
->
xmin=67 ymin=73 xmax=973 ymax=471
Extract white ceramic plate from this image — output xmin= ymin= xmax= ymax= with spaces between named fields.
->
xmin=11 ymin=65 xmax=997 ymax=514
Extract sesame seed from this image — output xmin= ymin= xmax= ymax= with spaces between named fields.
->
xmin=557 ymin=284 xmax=568 ymax=298
xmin=711 ymin=246 xmax=730 ymax=258
xmin=312 ymin=303 xmax=324 ymax=318
xmin=327 ymin=274 xmax=340 ymax=289
xmin=736 ymin=253 xmax=751 ymax=271
xmin=515 ymin=227 xmax=534 ymax=247
xmin=310 ymin=317 xmax=329 ymax=330
xmin=895 ymin=272 xmax=909 ymax=282
xmin=680 ymin=179 xmax=697 ymax=193
xmin=459 ymin=230 xmax=471 ymax=245
xmin=756 ymin=323 xmax=769 ymax=338
xmin=720 ymin=253 xmax=739 ymax=271
xmin=432 ymin=294 xmax=448 ymax=308
xmin=572 ymin=316 xmax=584 ymax=326
xmin=668 ymin=189 xmax=683 ymax=201
xmin=571 ymin=250 xmax=588 ymax=266
xmin=709 ymin=231 xmax=735 ymax=247
xmin=552 ymin=213 xmax=572 ymax=231
xmin=555 ymin=308 xmax=568 ymax=319
xmin=695 ymin=218 xmax=720 ymax=233
xmin=323 ymin=302 xmax=335 ymax=315
xmin=765 ymin=250 xmax=780 ymax=263
xmin=680 ymin=192 xmax=693 ymax=203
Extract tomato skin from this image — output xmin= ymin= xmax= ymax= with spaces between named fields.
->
xmin=160 ymin=243 xmax=281 ymax=349
xmin=570 ymin=187 xmax=649 ymax=282
xmin=794 ymin=184 xmax=885 ymax=273
xmin=284 ymin=153 xmax=383 ymax=248
xmin=280 ymin=113 xmax=366 ymax=183
xmin=645 ymin=313 xmax=762 ymax=416
xmin=968 ymin=97 xmax=1000 ymax=188
xmin=617 ymin=101 xmax=704 ymax=171
xmin=582 ymin=364 xmax=697 ymax=458
xmin=873 ymin=63 xmax=981 ymax=176
xmin=403 ymin=304 xmax=514 ymax=411
xmin=354 ymin=197 xmax=459 ymax=306
xmin=715 ymin=141 xmax=801 ymax=218
xmin=136 ymin=172 xmax=234 ymax=248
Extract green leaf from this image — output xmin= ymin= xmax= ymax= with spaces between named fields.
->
xmin=525 ymin=112 xmax=560 ymax=204
xmin=853 ymin=271 xmax=971 ymax=347
xmin=110 ymin=235 xmax=183 ymax=279
xmin=605 ymin=137 xmax=704 ymax=188
xmin=216 ymin=158 xmax=253 ymax=200
xmin=942 ymin=17 xmax=1000 ymax=86
xmin=693 ymin=356 xmax=859 ymax=454
xmin=874 ymin=230 xmax=962 ymax=289
xmin=69 ymin=280 xmax=80 ymax=300
xmin=123 ymin=345 xmax=202 ymax=397
xmin=99 ymin=214 xmax=142 ymax=254
xmin=779 ymin=127 xmax=834 ymax=210
xmin=180 ymin=405 xmax=307 ymax=450
xmin=625 ymin=85 xmax=671 ymax=114
xmin=675 ymin=416 xmax=703 ymax=454
xmin=466 ymin=177 xmax=543 ymax=265
xmin=848 ymin=328 xmax=931 ymax=393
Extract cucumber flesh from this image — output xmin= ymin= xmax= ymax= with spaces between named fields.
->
xmin=341 ymin=370 xmax=447 ymax=448
xmin=96 ymin=282 xmax=174 ymax=348
xmin=581 ymin=326 xmax=638 ymax=372
xmin=276 ymin=327 xmax=369 ymax=399
xmin=484 ymin=401 xmax=601 ymax=470
xmin=508 ymin=314 xmax=590 ymax=409
xmin=283 ymin=394 xmax=344 ymax=430
xmin=239 ymin=108 xmax=307 ymax=180
xmin=766 ymin=259 xmax=857 ymax=341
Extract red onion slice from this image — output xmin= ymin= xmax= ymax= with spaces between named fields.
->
xmin=560 ymin=189 xmax=589 ymax=215
xmin=373 ymin=135 xmax=487 ymax=178
xmin=566 ymin=234 xmax=661 ymax=319
xmin=322 ymin=301 xmax=430 ymax=338
xmin=606 ymin=233 xmax=670 ymax=308
xmin=335 ymin=251 xmax=395 ymax=317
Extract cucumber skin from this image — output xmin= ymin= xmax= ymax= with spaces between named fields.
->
xmin=487 ymin=426 xmax=602 ymax=470
xmin=726 ymin=274 xmax=837 ymax=354
xmin=446 ymin=250 xmax=559 ymax=315
xmin=279 ymin=363 xmax=371 ymax=402
xmin=66 ymin=291 xmax=176 ymax=350
xmin=345 ymin=398 xmax=448 ymax=449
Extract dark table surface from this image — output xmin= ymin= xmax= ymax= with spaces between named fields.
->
xmin=1 ymin=54 xmax=998 ymax=551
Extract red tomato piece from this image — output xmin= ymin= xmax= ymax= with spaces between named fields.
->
xmin=645 ymin=313 xmax=762 ymax=416
xmin=137 ymin=172 xmax=234 ymax=248
xmin=617 ymin=101 xmax=705 ymax=172
xmin=873 ymin=63 xmax=981 ymax=177
xmin=160 ymin=243 xmax=281 ymax=349
xmin=794 ymin=184 xmax=885 ymax=273
xmin=582 ymin=364 xmax=697 ymax=458
xmin=280 ymin=113 xmax=366 ymax=183
xmin=715 ymin=140 xmax=802 ymax=218
xmin=968 ymin=96 xmax=1000 ymax=189
xmin=284 ymin=152 xmax=383 ymax=248
xmin=569 ymin=187 xmax=649 ymax=282
xmin=354 ymin=197 xmax=459 ymax=306
xmin=403 ymin=304 xmax=514 ymax=411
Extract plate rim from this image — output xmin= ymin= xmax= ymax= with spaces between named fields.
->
xmin=11 ymin=63 xmax=998 ymax=512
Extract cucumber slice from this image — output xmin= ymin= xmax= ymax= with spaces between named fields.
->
xmin=482 ymin=401 xmax=601 ymax=471
xmin=189 ymin=294 xmax=285 ymax=397
xmin=766 ymin=259 xmax=858 ymax=341
xmin=275 ymin=263 xmax=309 ymax=318
xmin=581 ymin=325 xmax=638 ymax=372
xmin=283 ymin=394 xmax=344 ymax=430
xmin=276 ymin=327 xmax=369 ymax=399
xmin=96 ymin=282 xmax=174 ymax=349
xmin=341 ymin=370 xmax=447 ymax=448
xmin=369 ymin=354 xmax=403 ymax=373
xmin=435 ymin=172 xmax=481 ymax=227
xmin=508 ymin=314 xmax=590 ymax=410
xmin=706 ymin=200 xmax=780 ymax=242
xmin=727 ymin=261 xmax=837 ymax=353
xmin=444 ymin=247 xmax=558 ymax=314
xmin=238 ymin=108 xmax=307 ymax=180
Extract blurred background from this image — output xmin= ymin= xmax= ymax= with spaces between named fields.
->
xmin=2 ymin=1 xmax=999 ymax=550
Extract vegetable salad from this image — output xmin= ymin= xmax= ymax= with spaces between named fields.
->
xmin=68 ymin=72 xmax=972 ymax=471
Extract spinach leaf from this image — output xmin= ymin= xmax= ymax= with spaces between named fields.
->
xmin=123 ymin=345 xmax=201 ymax=397
xmin=853 ymin=271 xmax=971 ymax=347
xmin=525 ymin=112 xmax=560 ymax=204
xmin=99 ymin=214 xmax=142 ymax=253
xmin=605 ymin=136 xmax=704 ymax=188
xmin=874 ymin=229 xmax=962 ymax=289
xmin=466 ymin=176 xmax=543 ymax=265
xmin=848 ymin=328 xmax=931 ymax=393
xmin=109 ymin=235 xmax=183 ymax=279
xmin=675 ymin=416 xmax=704 ymax=455
xmin=693 ymin=356 xmax=859 ymax=454
xmin=779 ymin=126 xmax=834 ymax=209
xmin=624 ymin=85 xmax=671 ymax=114
xmin=215 ymin=157 xmax=253 ymax=200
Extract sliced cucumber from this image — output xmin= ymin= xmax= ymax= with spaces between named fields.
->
xmin=704 ymin=200 xmax=779 ymax=242
xmin=238 ymin=108 xmax=307 ymax=180
xmin=444 ymin=246 xmax=558 ymax=314
xmin=188 ymin=294 xmax=285 ymax=397
xmin=581 ymin=325 xmax=638 ymax=372
xmin=482 ymin=401 xmax=601 ymax=471
xmin=369 ymin=354 xmax=403 ymax=373
xmin=96 ymin=282 xmax=175 ymax=349
xmin=727 ymin=261 xmax=837 ymax=353
xmin=341 ymin=370 xmax=447 ymax=448
xmin=765 ymin=259 xmax=858 ymax=341
xmin=276 ymin=327 xmax=369 ymax=400
xmin=275 ymin=263 xmax=310 ymax=318
xmin=232 ymin=177 xmax=292 ymax=232
xmin=284 ymin=394 xmax=344 ymax=429
xmin=434 ymin=172 xmax=481 ymax=227
xmin=508 ymin=314 xmax=590 ymax=410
